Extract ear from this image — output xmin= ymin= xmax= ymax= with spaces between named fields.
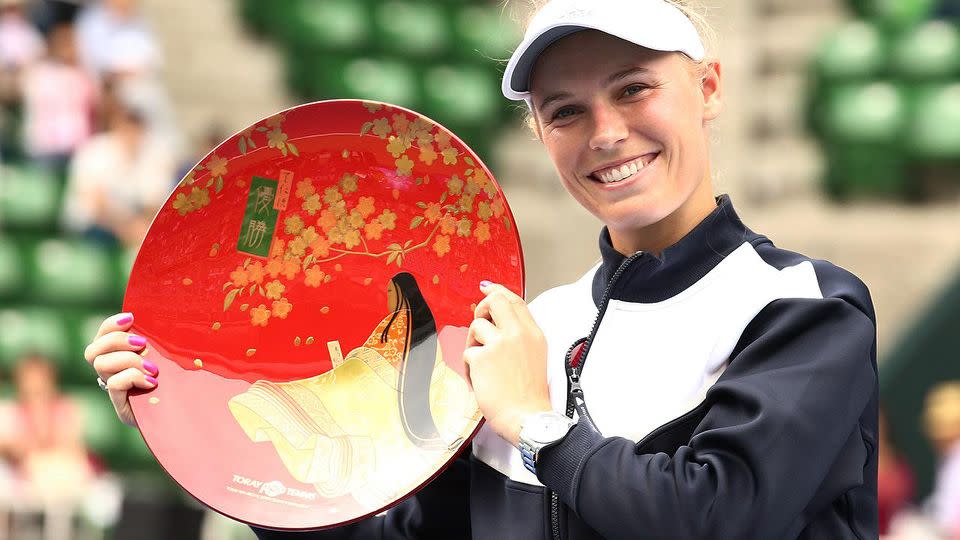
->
xmin=700 ymin=61 xmax=722 ymax=122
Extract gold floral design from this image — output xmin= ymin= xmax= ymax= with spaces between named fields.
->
xmin=238 ymin=111 xmax=299 ymax=158
xmin=272 ymin=298 xmax=293 ymax=319
xmin=250 ymin=304 xmax=271 ymax=327
xmin=217 ymin=104 xmax=514 ymax=328
xmin=238 ymin=127 xmax=257 ymax=155
xmin=172 ymin=186 xmax=212 ymax=216
xmin=170 ymin=152 xmax=226 ymax=215
xmin=206 ymin=155 xmax=228 ymax=178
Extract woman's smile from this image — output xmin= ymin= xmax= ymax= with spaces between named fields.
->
xmin=587 ymin=152 xmax=660 ymax=186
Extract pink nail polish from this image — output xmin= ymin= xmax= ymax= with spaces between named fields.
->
xmin=143 ymin=360 xmax=159 ymax=376
xmin=480 ymin=280 xmax=492 ymax=289
xmin=116 ymin=313 xmax=133 ymax=325
xmin=145 ymin=375 xmax=158 ymax=387
xmin=128 ymin=335 xmax=147 ymax=348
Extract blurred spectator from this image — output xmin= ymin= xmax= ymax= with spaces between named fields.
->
xmin=20 ymin=21 xmax=98 ymax=171
xmin=105 ymin=70 xmax=182 ymax=156
xmin=75 ymin=0 xmax=160 ymax=77
xmin=23 ymin=0 xmax=80 ymax=34
xmin=879 ymin=408 xmax=916 ymax=535
xmin=923 ymin=381 xmax=960 ymax=539
xmin=0 ymin=0 xmax=44 ymax=72
xmin=61 ymin=86 xmax=176 ymax=247
xmin=0 ymin=353 xmax=93 ymax=503
xmin=0 ymin=0 xmax=44 ymax=114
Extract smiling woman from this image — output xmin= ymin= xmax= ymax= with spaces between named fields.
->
xmin=82 ymin=1 xmax=879 ymax=539
xmin=528 ymin=32 xmax=722 ymax=256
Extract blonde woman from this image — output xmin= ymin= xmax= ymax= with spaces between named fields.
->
xmin=85 ymin=1 xmax=879 ymax=538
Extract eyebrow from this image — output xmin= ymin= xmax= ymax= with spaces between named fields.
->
xmin=536 ymin=66 xmax=653 ymax=112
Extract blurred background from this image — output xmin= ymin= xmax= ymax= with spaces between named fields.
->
xmin=0 ymin=0 xmax=957 ymax=538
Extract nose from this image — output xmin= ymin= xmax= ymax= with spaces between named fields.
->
xmin=588 ymin=102 xmax=628 ymax=151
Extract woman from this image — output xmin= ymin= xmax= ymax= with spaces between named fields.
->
xmin=84 ymin=0 xmax=878 ymax=538
xmin=0 ymin=354 xmax=95 ymax=502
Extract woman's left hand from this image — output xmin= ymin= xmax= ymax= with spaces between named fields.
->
xmin=464 ymin=281 xmax=552 ymax=446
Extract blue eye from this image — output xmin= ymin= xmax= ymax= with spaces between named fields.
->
xmin=552 ymin=107 xmax=576 ymax=120
xmin=623 ymin=84 xmax=647 ymax=97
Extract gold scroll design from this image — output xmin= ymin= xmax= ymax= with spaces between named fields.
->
xmin=227 ymin=307 xmax=479 ymax=508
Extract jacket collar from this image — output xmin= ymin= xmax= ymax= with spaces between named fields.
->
xmin=592 ymin=194 xmax=756 ymax=306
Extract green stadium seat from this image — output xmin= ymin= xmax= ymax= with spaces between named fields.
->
xmin=824 ymin=82 xmax=906 ymax=143
xmin=0 ymin=164 xmax=64 ymax=232
xmin=236 ymin=0 xmax=278 ymax=38
xmin=116 ymin=247 xmax=136 ymax=300
xmin=28 ymin=238 xmax=118 ymax=305
xmin=120 ymin=426 xmax=157 ymax=470
xmin=422 ymin=64 xmax=501 ymax=127
xmin=57 ymin=310 xmax=113 ymax=386
xmin=814 ymin=21 xmax=887 ymax=81
xmin=372 ymin=1 xmax=450 ymax=58
xmin=906 ymin=83 xmax=960 ymax=159
xmin=0 ymin=307 xmax=72 ymax=372
xmin=821 ymin=82 xmax=909 ymax=198
xmin=284 ymin=0 xmax=372 ymax=51
xmin=852 ymin=0 xmax=939 ymax=31
xmin=453 ymin=5 xmax=523 ymax=62
xmin=315 ymin=57 xmax=421 ymax=109
xmin=0 ymin=235 xmax=26 ymax=301
xmin=71 ymin=388 xmax=126 ymax=461
xmin=891 ymin=21 xmax=960 ymax=81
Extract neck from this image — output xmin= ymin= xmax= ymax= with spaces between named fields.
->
xmin=609 ymin=176 xmax=717 ymax=257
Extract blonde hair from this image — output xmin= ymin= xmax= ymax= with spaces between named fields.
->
xmin=506 ymin=0 xmax=719 ymax=135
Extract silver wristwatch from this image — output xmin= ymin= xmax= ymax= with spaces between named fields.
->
xmin=518 ymin=411 xmax=576 ymax=475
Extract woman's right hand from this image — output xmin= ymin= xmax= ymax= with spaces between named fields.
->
xmin=83 ymin=313 xmax=158 ymax=427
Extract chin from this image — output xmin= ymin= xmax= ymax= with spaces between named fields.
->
xmin=597 ymin=198 xmax=677 ymax=232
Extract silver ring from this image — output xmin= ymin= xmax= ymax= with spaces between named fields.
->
xmin=97 ymin=377 xmax=109 ymax=391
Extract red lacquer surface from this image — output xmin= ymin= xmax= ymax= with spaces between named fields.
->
xmin=122 ymin=100 xmax=524 ymax=530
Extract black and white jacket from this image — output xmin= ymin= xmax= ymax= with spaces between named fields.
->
xmin=254 ymin=195 xmax=879 ymax=539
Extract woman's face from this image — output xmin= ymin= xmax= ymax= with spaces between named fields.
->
xmin=530 ymin=30 xmax=722 ymax=245
xmin=387 ymin=281 xmax=399 ymax=311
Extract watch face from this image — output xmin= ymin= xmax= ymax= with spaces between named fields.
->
xmin=528 ymin=413 xmax=572 ymax=444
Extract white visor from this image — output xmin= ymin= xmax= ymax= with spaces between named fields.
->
xmin=502 ymin=0 xmax=706 ymax=108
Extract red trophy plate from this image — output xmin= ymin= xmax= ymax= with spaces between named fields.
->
xmin=122 ymin=100 xmax=524 ymax=530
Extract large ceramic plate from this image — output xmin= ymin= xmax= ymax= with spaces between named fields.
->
xmin=122 ymin=100 xmax=524 ymax=531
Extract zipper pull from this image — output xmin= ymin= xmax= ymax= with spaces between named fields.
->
xmin=568 ymin=367 xmax=582 ymax=395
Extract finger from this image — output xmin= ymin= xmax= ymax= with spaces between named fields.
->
xmin=95 ymin=312 xmax=135 ymax=341
xmin=475 ymin=289 xmax=523 ymax=327
xmin=480 ymin=282 xmax=524 ymax=305
xmin=93 ymin=351 xmax=158 ymax=380
xmin=84 ymin=331 xmax=147 ymax=364
xmin=106 ymin=366 xmax=158 ymax=393
xmin=462 ymin=346 xmax=479 ymax=368
xmin=462 ymin=349 xmax=473 ymax=387
xmin=467 ymin=317 xmax=499 ymax=346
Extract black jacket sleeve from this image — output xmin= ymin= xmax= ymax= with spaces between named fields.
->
xmin=251 ymin=445 xmax=472 ymax=540
xmin=536 ymin=297 xmax=877 ymax=539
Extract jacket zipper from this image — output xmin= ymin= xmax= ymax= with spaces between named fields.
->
xmin=548 ymin=251 xmax=645 ymax=540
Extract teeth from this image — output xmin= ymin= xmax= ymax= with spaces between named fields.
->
xmin=597 ymin=157 xmax=647 ymax=183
